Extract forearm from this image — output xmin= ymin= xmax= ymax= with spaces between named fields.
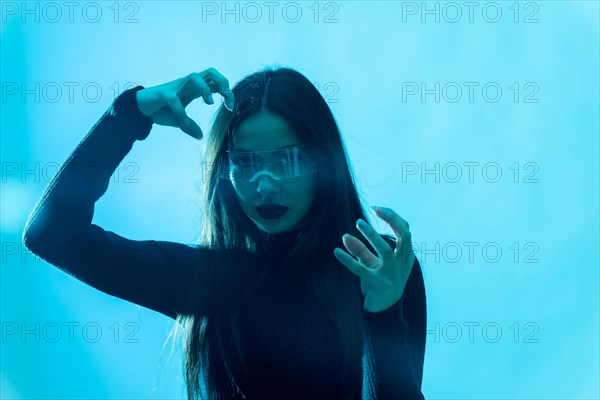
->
xmin=23 ymin=86 xmax=153 ymax=248
xmin=362 ymin=295 xmax=425 ymax=400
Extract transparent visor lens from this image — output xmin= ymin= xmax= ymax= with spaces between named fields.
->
xmin=221 ymin=145 xmax=317 ymax=183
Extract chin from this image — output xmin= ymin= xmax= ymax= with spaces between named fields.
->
xmin=257 ymin=224 xmax=289 ymax=234
xmin=254 ymin=217 xmax=298 ymax=234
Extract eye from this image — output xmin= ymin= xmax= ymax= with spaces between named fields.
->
xmin=230 ymin=153 xmax=255 ymax=166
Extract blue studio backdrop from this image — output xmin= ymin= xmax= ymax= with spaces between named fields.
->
xmin=1 ymin=1 xmax=599 ymax=399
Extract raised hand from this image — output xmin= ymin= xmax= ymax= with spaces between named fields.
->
xmin=334 ymin=206 xmax=416 ymax=313
xmin=135 ymin=67 xmax=235 ymax=140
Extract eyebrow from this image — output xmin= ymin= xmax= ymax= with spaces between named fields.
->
xmin=232 ymin=144 xmax=299 ymax=152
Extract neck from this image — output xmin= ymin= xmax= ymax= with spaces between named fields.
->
xmin=262 ymin=227 xmax=302 ymax=240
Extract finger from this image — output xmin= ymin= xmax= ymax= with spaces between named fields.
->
xmin=183 ymin=119 xmax=203 ymax=140
xmin=372 ymin=207 xmax=412 ymax=258
xmin=182 ymin=73 xmax=214 ymax=106
xmin=200 ymin=68 xmax=235 ymax=111
xmin=334 ymin=248 xmax=377 ymax=280
xmin=341 ymin=234 xmax=381 ymax=269
xmin=397 ymin=234 xmax=417 ymax=265
xmin=166 ymin=95 xmax=203 ymax=140
xmin=166 ymin=94 xmax=188 ymax=125
xmin=355 ymin=219 xmax=393 ymax=261
xmin=373 ymin=206 xmax=409 ymax=230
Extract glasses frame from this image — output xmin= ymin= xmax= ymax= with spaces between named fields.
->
xmin=221 ymin=144 xmax=317 ymax=183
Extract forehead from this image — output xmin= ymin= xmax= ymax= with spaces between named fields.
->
xmin=232 ymin=110 xmax=301 ymax=152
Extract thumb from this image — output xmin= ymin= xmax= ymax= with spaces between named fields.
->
xmin=182 ymin=118 xmax=203 ymax=140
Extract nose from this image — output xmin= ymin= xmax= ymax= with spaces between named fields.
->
xmin=256 ymin=173 xmax=279 ymax=195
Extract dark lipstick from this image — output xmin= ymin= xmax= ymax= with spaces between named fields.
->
xmin=256 ymin=204 xmax=289 ymax=219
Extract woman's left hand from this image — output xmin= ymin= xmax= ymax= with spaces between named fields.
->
xmin=334 ymin=206 xmax=415 ymax=313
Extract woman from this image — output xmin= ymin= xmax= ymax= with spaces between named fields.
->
xmin=22 ymin=66 xmax=427 ymax=399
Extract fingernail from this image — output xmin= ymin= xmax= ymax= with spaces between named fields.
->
xmin=357 ymin=219 xmax=368 ymax=228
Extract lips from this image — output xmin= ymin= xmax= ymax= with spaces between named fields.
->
xmin=255 ymin=204 xmax=289 ymax=219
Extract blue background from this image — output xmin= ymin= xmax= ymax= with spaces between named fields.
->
xmin=2 ymin=1 xmax=599 ymax=399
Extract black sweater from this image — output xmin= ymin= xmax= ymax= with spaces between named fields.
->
xmin=22 ymin=86 xmax=427 ymax=399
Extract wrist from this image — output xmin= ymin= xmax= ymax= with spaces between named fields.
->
xmin=135 ymin=89 xmax=153 ymax=118
xmin=112 ymin=86 xmax=154 ymax=141
xmin=363 ymin=290 xmax=404 ymax=313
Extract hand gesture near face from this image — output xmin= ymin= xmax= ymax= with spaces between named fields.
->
xmin=334 ymin=206 xmax=416 ymax=313
xmin=135 ymin=67 xmax=235 ymax=140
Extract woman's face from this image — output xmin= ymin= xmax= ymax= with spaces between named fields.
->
xmin=229 ymin=110 xmax=316 ymax=234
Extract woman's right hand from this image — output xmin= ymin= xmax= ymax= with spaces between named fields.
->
xmin=135 ymin=68 xmax=235 ymax=140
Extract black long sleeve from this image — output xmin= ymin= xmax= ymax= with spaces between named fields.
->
xmin=362 ymin=256 xmax=427 ymax=399
xmin=21 ymin=86 xmax=225 ymax=319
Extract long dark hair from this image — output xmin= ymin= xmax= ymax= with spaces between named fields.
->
xmin=165 ymin=65 xmax=384 ymax=399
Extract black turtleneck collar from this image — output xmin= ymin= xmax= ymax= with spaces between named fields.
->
xmin=262 ymin=228 xmax=302 ymax=247
xmin=258 ymin=227 xmax=303 ymax=260
xmin=258 ymin=228 xmax=305 ymax=289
